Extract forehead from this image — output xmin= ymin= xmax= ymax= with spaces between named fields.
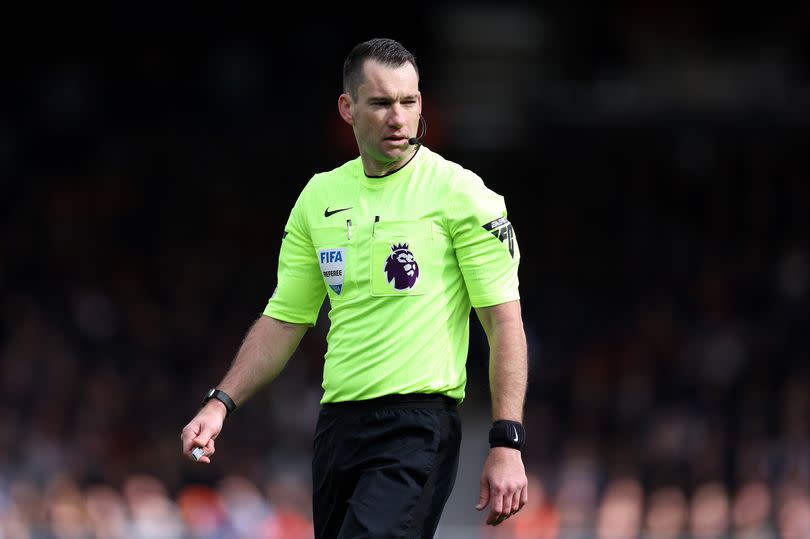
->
xmin=357 ymin=59 xmax=419 ymax=99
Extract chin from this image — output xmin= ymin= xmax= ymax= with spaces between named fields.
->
xmin=380 ymin=147 xmax=406 ymax=159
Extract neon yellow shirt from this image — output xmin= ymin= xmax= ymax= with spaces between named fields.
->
xmin=264 ymin=146 xmax=520 ymax=403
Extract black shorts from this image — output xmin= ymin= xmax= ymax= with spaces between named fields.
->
xmin=312 ymin=393 xmax=462 ymax=539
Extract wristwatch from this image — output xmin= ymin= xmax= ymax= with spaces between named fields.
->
xmin=202 ymin=388 xmax=237 ymax=417
xmin=488 ymin=420 xmax=526 ymax=450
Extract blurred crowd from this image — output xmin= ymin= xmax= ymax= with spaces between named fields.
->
xmin=0 ymin=472 xmax=313 ymax=539
xmin=485 ymin=471 xmax=810 ymax=539
xmin=3 ymin=115 xmax=809 ymax=539
xmin=1 ymin=469 xmax=810 ymax=538
xmin=3 ymin=9 xmax=810 ymax=539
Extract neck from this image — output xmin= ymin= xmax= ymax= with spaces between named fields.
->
xmin=363 ymin=146 xmax=419 ymax=178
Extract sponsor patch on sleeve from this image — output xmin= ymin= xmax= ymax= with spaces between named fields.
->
xmin=481 ymin=217 xmax=515 ymax=258
xmin=318 ymin=248 xmax=346 ymax=294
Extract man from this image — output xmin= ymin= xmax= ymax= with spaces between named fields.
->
xmin=181 ymin=37 xmax=528 ymax=538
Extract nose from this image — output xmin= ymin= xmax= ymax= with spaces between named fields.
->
xmin=388 ymin=103 xmax=407 ymax=127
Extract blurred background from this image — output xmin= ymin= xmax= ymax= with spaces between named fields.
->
xmin=2 ymin=4 xmax=810 ymax=538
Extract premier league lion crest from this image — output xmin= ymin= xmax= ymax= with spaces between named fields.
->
xmin=384 ymin=243 xmax=419 ymax=290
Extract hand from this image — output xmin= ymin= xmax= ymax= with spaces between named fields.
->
xmin=475 ymin=447 xmax=528 ymax=526
xmin=180 ymin=400 xmax=227 ymax=464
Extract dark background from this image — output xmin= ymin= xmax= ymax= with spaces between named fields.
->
xmin=2 ymin=5 xmax=809 ymax=537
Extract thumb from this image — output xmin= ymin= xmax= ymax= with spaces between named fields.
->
xmin=476 ymin=480 xmax=490 ymax=511
xmin=193 ymin=425 xmax=216 ymax=447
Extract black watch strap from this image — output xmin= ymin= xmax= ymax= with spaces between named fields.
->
xmin=203 ymin=388 xmax=237 ymax=417
xmin=489 ymin=420 xmax=525 ymax=450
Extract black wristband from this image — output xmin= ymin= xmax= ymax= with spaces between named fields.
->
xmin=203 ymin=388 xmax=237 ymax=417
xmin=488 ymin=420 xmax=525 ymax=450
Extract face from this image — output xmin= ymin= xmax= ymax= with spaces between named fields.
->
xmin=339 ymin=59 xmax=421 ymax=176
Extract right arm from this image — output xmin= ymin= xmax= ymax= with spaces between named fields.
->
xmin=182 ymin=181 xmax=324 ymax=463
xmin=180 ymin=314 xmax=308 ymax=463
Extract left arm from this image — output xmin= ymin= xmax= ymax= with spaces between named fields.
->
xmin=477 ymin=300 xmax=527 ymax=421
xmin=474 ymin=299 xmax=529 ymax=526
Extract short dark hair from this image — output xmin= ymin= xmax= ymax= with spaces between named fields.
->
xmin=342 ymin=38 xmax=419 ymax=101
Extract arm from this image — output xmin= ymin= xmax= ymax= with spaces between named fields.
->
xmin=474 ymin=300 xmax=529 ymax=525
xmin=477 ymin=300 xmax=527 ymax=421
xmin=180 ymin=314 xmax=308 ymax=463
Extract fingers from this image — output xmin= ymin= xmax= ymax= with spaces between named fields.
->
xmin=486 ymin=509 xmax=504 ymax=525
xmin=180 ymin=419 xmax=196 ymax=446
xmin=486 ymin=485 xmax=527 ymax=525
xmin=201 ymin=438 xmax=216 ymax=462
xmin=519 ymin=484 xmax=528 ymax=511
xmin=478 ymin=448 xmax=530 ymax=525
xmin=189 ymin=438 xmax=217 ymax=464
xmin=478 ymin=476 xmax=517 ymax=525
xmin=192 ymin=424 xmax=217 ymax=449
xmin=475 ymin=478 xmax=490 ymax=511
xmin=510 ymin=488 xmax=522 ymax=514
xmin=180 ymin=421 xmax=200 ymax=454
xmin=180 ymin=416 xmax=220 ymax=463
xmin=484 ymin=485 xmax=507 ymax=525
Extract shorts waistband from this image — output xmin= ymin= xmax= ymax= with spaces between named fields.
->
xmin=322 ymin=393 xmax=457 ymax=410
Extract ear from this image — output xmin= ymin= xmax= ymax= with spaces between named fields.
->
xmin=338 ymin=93 xmax=354 ymax=126
xmin=417 ymin=93 xmax=422 ymax=115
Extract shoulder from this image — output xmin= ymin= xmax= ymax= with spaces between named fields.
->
xmin=285 ymin=159 xmax=360 ymax=231
xmin=303 ymin=157 xmax=360 ymax=194
xmin=420 ymin=147 xmax=488 ymax=194
xmin=292 ymin=157 xmax=360 ymax=212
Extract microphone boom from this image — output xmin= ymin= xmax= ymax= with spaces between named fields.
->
xmin=408 ymin=115 xmax=427 ymax=145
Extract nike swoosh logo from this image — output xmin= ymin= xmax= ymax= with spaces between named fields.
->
xmin=324 ymin=206 xmax=352 ymax=218
xmin=512 ymin=426 xmax=519 ymax=443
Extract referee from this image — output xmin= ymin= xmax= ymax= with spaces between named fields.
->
xmin=181 ymin=37 xmax=528 ymax=538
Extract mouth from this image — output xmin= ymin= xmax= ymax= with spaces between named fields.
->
xmin=384 ymin=135 xmax=408 ymax=144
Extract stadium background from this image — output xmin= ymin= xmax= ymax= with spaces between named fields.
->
xmin=2 ymin=5 xmax=809 ymax=538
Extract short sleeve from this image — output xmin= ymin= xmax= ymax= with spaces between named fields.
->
xmin=263 ymin=189 xmax=326 ymax=325
xmin=447 ymin=174 xmax=520 ymax=308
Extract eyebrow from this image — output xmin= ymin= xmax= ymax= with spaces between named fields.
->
xmin=367 ymin=94 xmax=419 ymax=103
